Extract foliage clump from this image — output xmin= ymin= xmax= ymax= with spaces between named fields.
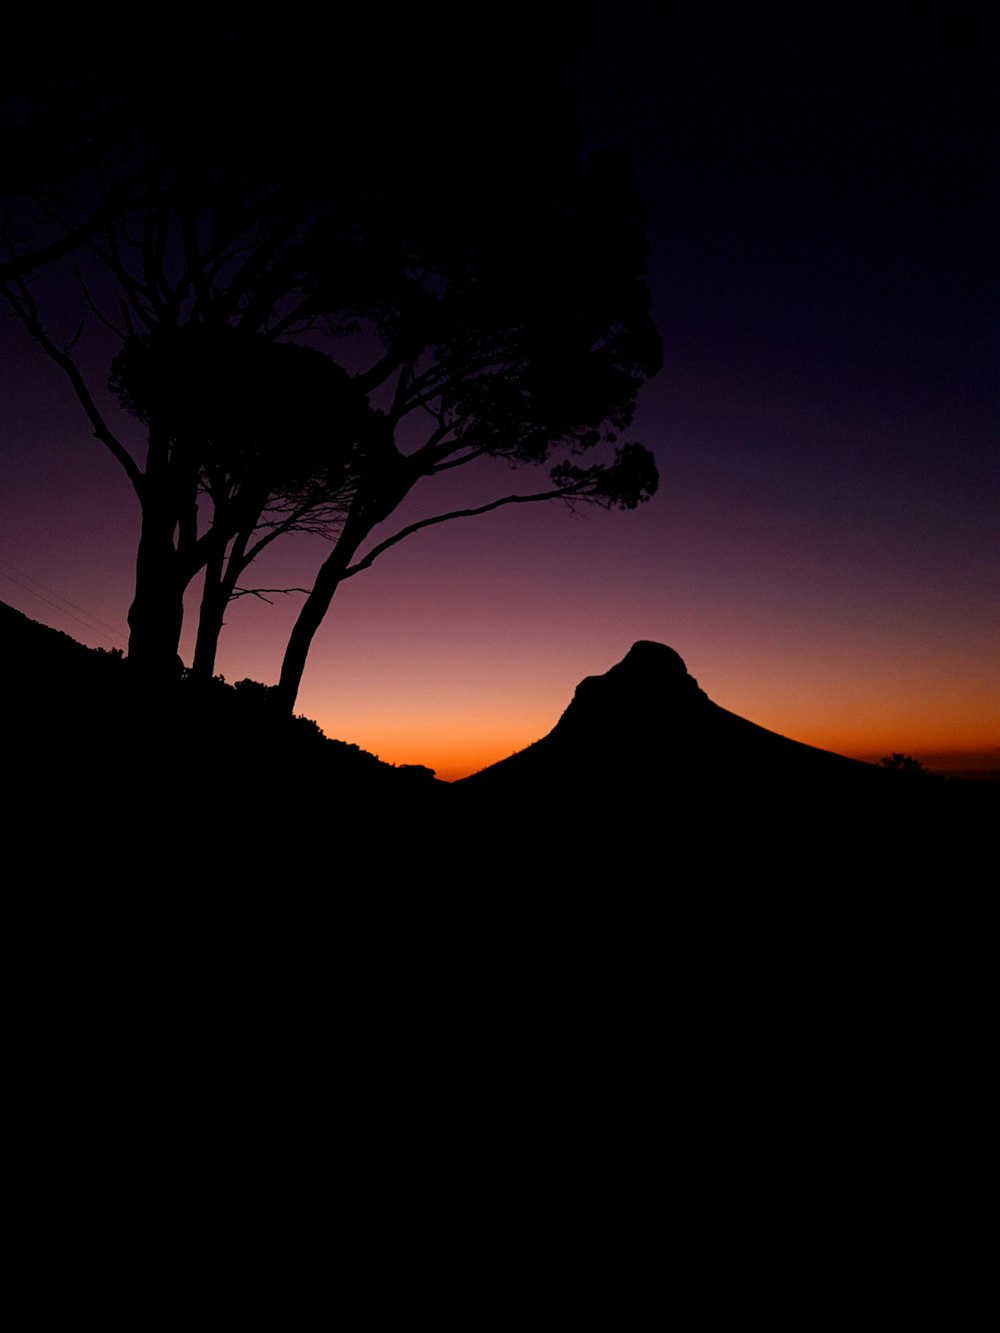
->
xmin=880 ymin=753 xmax=931 ymax=776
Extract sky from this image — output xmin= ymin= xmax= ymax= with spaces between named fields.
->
xmin=1 ymin=3 xmax=996 ymax=780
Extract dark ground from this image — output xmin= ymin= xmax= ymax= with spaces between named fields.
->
xmin=3 ymin=604 xmax=989 ymax=1220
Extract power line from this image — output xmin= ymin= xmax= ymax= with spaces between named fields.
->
xmin=0 ymin=556 xmax=127 ymax=648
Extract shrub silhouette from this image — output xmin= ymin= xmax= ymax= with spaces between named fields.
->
xmin=880 ymin=753 xmax=930 ymax=775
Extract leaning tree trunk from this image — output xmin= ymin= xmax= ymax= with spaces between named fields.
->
xmin=190 ymin=516 xmax=263 ymax=682
xmin=275 ymin=545 xmax=353 ymax=715
xmin=274 ymin=504 xmax=385 ymax=714
xmin=276 ymin=475 xmax=416 ymax=715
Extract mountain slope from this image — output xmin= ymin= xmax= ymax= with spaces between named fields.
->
xmin=457 ymin=639 xmax=885 ymax=799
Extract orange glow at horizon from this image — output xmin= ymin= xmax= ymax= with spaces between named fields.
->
xmin=305 ymin=669 xmax=999 ymax=783
xmin=307 ymin=714 xmax=999 ymax=783
xmin=307 ymin=702 xmax=555 ymax=782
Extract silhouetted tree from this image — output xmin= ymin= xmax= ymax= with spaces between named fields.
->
xmin=2 ymin=10 xmax=661 ymax=696
xmin=272 ymin=137 xmax=662 ymax=711
xmin=107 ymin=327 xmax=378 ymax=680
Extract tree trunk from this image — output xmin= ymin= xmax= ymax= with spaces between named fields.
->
xmin=190 ymin=518 xmax=260 ymax=682
xmin=275 ymin=472 xmax=417 ymax=715
xmin=275 ymin=547 xmax=352 ymax=715
xmin=126 ymin=494 xmax=186 ymax=686
xmin=275 ymin=502 xmax=388 ymax=714
xmin=191 ymin=554 xmax=228 ymax=682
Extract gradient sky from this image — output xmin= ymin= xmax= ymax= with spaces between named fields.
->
xmin=1 ymin=3 xmax=996 ymax=780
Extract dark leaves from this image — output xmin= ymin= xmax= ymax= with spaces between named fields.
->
xmin=551 ymin=443 xmax=659 ymax=510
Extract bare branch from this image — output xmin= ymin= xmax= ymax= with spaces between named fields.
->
xmin=354 ymin=346 xmax=406 ymax=394
xmin=0 ymin=185 xmax=150 ymax=286
xmin=406 ymin=418 xmax=471 ymax=467
xmin=141 ymin=203 xmax=173 ymax=318
xmin=240 ymin=500 xmax=346 ymax=566
xmin=231 ymin=586 xmax=311 ymax=604
xmin=63 ymin=320 xmax=85 ymax=355
xmin=2 ymin=279 xmax=143 ymax=494
xmin=180 ymin=200 xmax=214 ymax=320
xmin=265 ymin=295 xmax=324 ymax=339
xmin=429 ymin=445 xmax=488 ymax=473
xmin=98 ymin=213 xmax=158 ymax=331
xmin=343 ymin=484 xmax=583 ymax=579
xmin=74 ymin=262 xmax=126 ymax=338
xmin=386 ymin=356 xmax=420 ymax=428
xmin=119 ymin=298 xmax=136 ymax=337
xmin=224 ymin=218 xmax=300 ymax=313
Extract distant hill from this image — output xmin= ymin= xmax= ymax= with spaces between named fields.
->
xmin=451 ymin=636 xmax=999 ymax=868
xmin=460 ymin=639 xmax=1000 ymax=849
xmin=451 ymin=641 xmax=991 ymax=1048
xmin=458 ymin=640 xmax=890 ymax=799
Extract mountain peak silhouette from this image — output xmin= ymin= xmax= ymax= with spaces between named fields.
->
xmin=458 ymin=639 xmax=881 ymax=800
xmin=566 ymin=640 xmax=707 ymax=725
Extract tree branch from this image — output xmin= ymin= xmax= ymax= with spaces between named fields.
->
xmin=180 ymin=199 xmax=214 ymax=321
xmin=0 ymin=185 xmax=147 ymax=286
xmin=265 ymin=294 xmax=324 ymax=339
xmin=354 ymin=346 xmax=406 ymax=394
xmin=1 ymin=280 xmax=143 ymax=494
xmin=224 ymin=217 xmax=299 ymax=315
xmin=240 ymin=505 xmax=329 ymax=566
xmin=97 ymin=211 xmax=157 ymax=331
xmin=342 ymin=484 xmax=582 ymax=579
xmin=386 ymin=356 xmax=426 ymax=429
xmin=428 ymin=445 xmax=488 ymax=473
xmin=73 ymin=261 xmax=126 ymax=338
xmin=231 ymin=586 xmax=311 ymax=604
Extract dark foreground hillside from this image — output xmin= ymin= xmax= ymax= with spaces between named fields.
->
xmin=3 ymin=605 xmax=989 ymax=1200
xmin=1 ymin=599 xmax=446 ymax=837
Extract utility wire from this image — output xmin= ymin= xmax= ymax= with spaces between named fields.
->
xmin=0 ymin=556 xmax=127 ymax=649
